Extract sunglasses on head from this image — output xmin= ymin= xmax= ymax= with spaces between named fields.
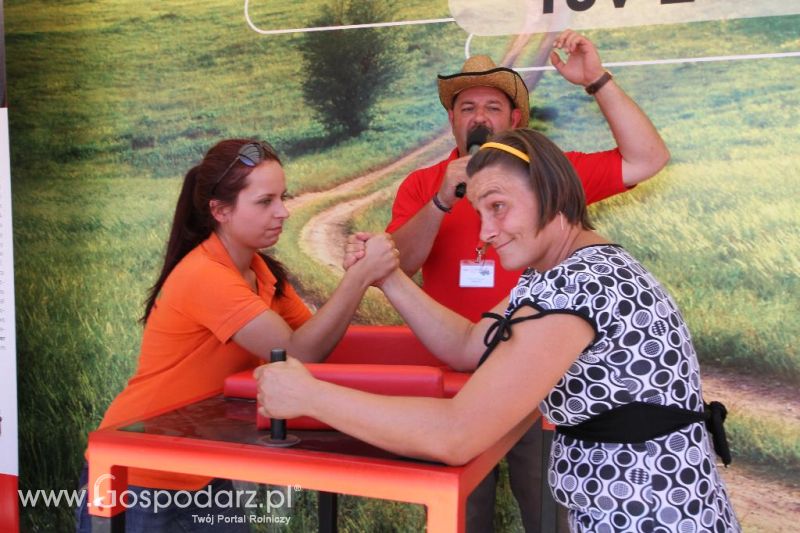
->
xmin=211 ymin=141 xmax=276 ymax=195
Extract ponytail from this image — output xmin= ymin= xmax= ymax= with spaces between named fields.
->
xmin=259 ymin=253 xmax=289 ymax=299
xmin=142 ymin=165 xmax=212 ymax=322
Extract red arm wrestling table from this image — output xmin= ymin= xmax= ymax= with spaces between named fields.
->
xmin=87 ymin=374 xmax=538 ymax=532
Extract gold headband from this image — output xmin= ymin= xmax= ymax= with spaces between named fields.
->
xmin=479 ymin=141 xmax=531 ymax=163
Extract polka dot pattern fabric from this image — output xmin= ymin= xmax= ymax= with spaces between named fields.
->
xmin=508 ymin=245 xmax=739 ymax=532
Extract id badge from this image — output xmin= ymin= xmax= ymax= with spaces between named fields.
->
xmin=459 ymin=259 xmax=495 ymax=288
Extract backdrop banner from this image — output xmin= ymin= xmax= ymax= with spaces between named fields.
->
xmin=3 ymin=0 xmax=798 ymax=530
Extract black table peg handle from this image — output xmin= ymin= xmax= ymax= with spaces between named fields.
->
xmin=270 ymin=348 xmax=287 ymax=363
xmin=269 ymin=349 xmax=287 ymax=441
xmin=260 ymin=348 xmax=300 ymax=447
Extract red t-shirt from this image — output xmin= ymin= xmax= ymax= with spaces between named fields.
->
xmin=386 ymin=148 xmax=626 ymax=321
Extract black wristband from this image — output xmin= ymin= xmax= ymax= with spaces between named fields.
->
xmin=585 ymin=70 xmax=613 ymax=95
xmin=432 ymin=193 xmax=452 ymax=213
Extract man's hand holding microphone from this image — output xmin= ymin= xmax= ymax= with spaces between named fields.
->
xmin=434 ymin=125 xmax=491 ymax=212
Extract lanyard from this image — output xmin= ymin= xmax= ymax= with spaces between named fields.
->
xmin=475 ymin=243 xmax=488 ymax=263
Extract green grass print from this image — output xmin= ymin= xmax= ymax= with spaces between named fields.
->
xmin=5 ymin=0 xmax=800 ymax=529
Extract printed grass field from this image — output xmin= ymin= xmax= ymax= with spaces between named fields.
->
xmin=5 ymin=0 xmax=799 ymax=529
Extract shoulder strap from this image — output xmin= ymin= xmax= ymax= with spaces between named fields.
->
xmin=478 ymin=303 xmax=542 ymax=367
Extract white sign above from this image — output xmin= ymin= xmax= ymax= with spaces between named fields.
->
xmin=450 ymin=0 xmax=800 ymax=36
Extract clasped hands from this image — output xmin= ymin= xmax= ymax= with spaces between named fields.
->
xmin=342 ymin=231 xmax=400 ymax=287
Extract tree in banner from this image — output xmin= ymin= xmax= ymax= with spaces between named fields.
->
xmin=298 ymin=0 xmax=398 ymax=138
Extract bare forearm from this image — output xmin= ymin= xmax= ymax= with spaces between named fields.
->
xmin=593 ymin=80 xmax=670 ymax=186
xmin=288 ymin=271 xmax=368 ymax=361
xmin=309 ymin=379 xmax=464 ymax=464
xmin=392 ymin=201 xmax=447 ymax=276
xmin=380 ymin=271 xmax=483 ymax=370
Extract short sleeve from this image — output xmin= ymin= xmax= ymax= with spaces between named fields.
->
xmin=271 ymin=281 xmax=313 ymax=330
xmin=170 ymin=261 xmax=269 ymax=343
xmin=565 ymin=149 xmax=627 ymax=205
xmin=386 ymin=169 xmax=431 ymax=233
xmin=385 ymin=151 xmax=456 ymax=233
xmin=510 ymin=265 xmax=603 ymax=339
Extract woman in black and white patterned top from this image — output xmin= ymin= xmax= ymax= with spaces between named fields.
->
xmin=257 ymin=128 xmax=740 ymax=532
xmin=509 ymin=244 xmax=737 ymax=532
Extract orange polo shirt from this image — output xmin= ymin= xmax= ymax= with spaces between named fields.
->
xmin=96 ymin=233 xmax=311 ymax=489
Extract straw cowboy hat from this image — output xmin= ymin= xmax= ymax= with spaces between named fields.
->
xmin=437 ymin=55 xmax=530 ymax=125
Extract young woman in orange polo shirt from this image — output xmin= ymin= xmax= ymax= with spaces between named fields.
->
xmin=76 ymin=139 xmax=398 ymax=532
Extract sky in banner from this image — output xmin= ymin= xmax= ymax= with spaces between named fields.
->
xmin=451 ymin=0 xmax=800 ymax=36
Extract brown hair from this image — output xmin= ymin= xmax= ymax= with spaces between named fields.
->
xmin=142 ymin=139 xmax=288 ymax=322
xmin=466 ymin=128 xmax=594 ymax=232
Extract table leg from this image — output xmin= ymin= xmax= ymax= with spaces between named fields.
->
xmin=318 ymin=491 xmax=338 ymax=533
xmin=540 ymin=424 xmax=557 ymax=532
xmin=87 ymin=461 xmax=128 ymax=532
xmin=425 ymin=491 xmax=465 ymax=533
xmin=91 ymin=513 xmax=125 ymax=533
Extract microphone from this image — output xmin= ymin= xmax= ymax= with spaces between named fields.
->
xmin=467 ymin=125 xmax=491 ymax=155
xmin=456 ymin=125 xmax=491 ymax=198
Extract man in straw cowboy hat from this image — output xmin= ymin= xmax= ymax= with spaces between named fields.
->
xmin=383 ymin=29 xmax=670 ymax=532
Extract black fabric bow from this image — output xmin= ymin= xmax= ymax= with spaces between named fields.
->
xmin=704 ymin=401 xmax=731 ymax=467
xmin=478 ymin=305 xmax=542 ymax=367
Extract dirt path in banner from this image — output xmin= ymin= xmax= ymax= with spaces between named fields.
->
xmin=699 ymin=368 xmax=800 ymax=531
xmin=288 ymin=133 xmax=453 ymax=269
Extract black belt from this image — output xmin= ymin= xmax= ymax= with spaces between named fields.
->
xmin=555 ymin=400 xmax=731 ymax=466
